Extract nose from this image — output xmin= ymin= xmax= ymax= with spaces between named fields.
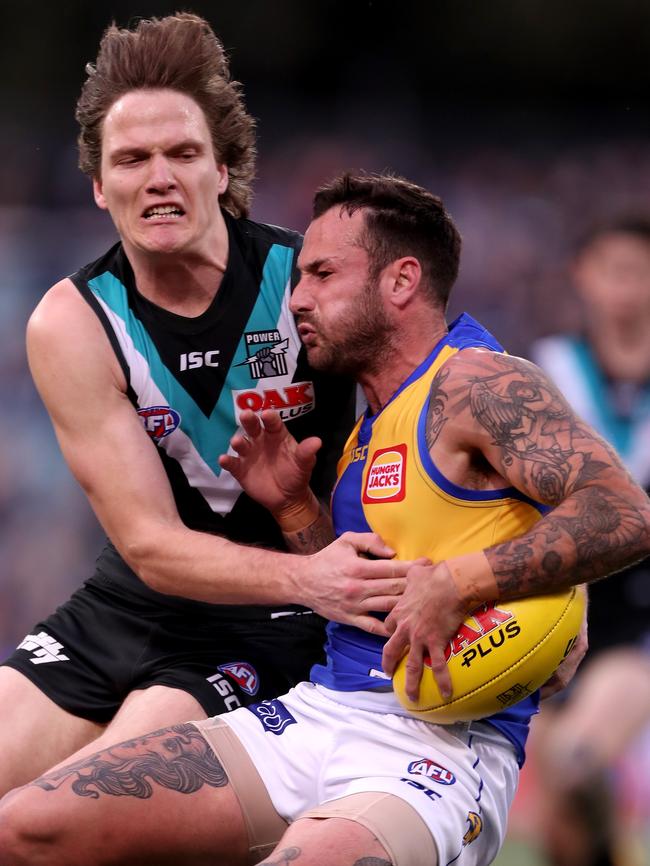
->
xmin=289 ymin=277 xmax=313 ymax=315
xmin=146 ymin=154 xmax=176 ymax=193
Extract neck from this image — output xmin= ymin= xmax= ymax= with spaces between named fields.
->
xmin=360 ymin=319 xmax=448 ymax=414
xmin=123 ymin=211 xmax=229 ymax=317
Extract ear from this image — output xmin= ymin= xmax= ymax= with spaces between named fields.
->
xmin=385 ymin=257 xmax=422 ymax=309
xmin=93 ymin=177 xmax=108 ymax=211
xmin=216 ymin=163 xmax=229 ymax=196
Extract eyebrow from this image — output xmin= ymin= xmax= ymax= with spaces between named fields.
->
xmin=108 ymin=139 xmax=206 ymax=162
xmin=299 ymin=257 xmax=337 ymax=274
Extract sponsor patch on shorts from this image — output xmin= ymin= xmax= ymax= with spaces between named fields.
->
xmin=218 ymin=662 xmax=260 ymax=696
xmin=17 ymin=631 xmax=69 ymax=665
xmin=408 ymin=757 xmax=456 ymax=785
xmin=248 ymin=699 xmax=297 ymax=735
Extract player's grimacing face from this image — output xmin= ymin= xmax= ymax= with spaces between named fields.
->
xmin=291 ymin=208 xmax=393 ymax=375
xmin=92 ymin=88 xmax=228 ymax=257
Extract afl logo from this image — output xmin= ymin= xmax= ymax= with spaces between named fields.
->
xmin=138 ymin=406 xmax=181 ymax=442
xmin=363 ymin=444 xmax=407 ymax=503
xmin=218 ymin=662 xmax=260 ymax=696
xmin=408 ymin=758 xmax=456 ymax=785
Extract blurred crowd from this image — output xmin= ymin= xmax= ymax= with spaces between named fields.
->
xmin=1 ymin=128 xmax=649 ymax=864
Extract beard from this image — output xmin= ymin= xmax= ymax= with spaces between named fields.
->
xmin=302 ymin=279 xmax=394 ymax=377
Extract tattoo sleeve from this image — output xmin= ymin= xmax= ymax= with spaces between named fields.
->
xmin=30 ymin=724 xmax=229 ymax=800
xmin=453 ymin=352 xmax=650 ymax=597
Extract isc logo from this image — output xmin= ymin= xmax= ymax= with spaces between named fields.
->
xmin=179 ymin=350 xmax=220 ymax=371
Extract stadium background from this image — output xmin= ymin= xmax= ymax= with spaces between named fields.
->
xmin=1 ymin=2 xmax=648 ymax=863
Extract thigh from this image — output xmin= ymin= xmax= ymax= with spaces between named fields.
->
xmin=45 ymin=684 xmax=209 ymax=769
xmin=261 ymin=815 xmax=394 ymax=866
xmin=0 ymin=722 xmax=249 ymax=866
xmin=0 ymin=667 xmax=104 ymax=796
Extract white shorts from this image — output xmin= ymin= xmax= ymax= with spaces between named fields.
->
xmin=213 ymin=681 xmax=519 ymax=866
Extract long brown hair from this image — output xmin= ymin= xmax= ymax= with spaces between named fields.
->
xmin=76 ymin=12 xmax=256 ymax=217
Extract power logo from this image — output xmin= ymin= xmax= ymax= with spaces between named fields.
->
xmin=362 ymin=444 xmax=407 ymax=503
xmin=232 ymin=382 xmax=315 ymax=422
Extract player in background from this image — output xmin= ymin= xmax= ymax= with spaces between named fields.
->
xmin=1 ymin=173 xmax=648 ymax=866
xmin=0 ymin=14 xmax=415 ymax=798
xmin=527 ymin=218 xmax=650 ymax=866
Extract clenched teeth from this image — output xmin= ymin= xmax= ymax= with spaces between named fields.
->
xmin=144 ymin=205 xmax=184 ymax=219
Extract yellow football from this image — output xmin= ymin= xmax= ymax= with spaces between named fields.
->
xmin=393 ymin=587 xmax=585 ymax=724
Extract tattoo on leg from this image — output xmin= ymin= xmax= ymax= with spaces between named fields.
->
xmin=30 ymin=723 xmax=229 ymax=800
xmin=352 ymin=857 xmax=393 ymax=866
xmin=259 ymin=847 xmax=301 ymax=865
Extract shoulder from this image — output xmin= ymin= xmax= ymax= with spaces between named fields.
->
xmin=441 ymin=347 xmax=549 ymax=384
xmin=433 ymin=348 xmax=570 ymax=436
xmin=27 ymin=277 xmax=120 ymax=373
xmin=234 ymin=216 xmax=303 ymax=252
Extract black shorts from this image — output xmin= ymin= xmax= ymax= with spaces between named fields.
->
xmin=2 ymin=577 xmax=326 ymax=724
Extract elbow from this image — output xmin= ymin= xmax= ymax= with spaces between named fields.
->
xmin=121 ymin=533 xmax=171 ymax=594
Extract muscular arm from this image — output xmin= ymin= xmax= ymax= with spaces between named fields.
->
xmin=27 ymin=282 xmax=405 ymax=632
xmin=383 ymin=348 xmax=650 ymax=697
xmin=453 ymin=351 xmax=650 ymax=597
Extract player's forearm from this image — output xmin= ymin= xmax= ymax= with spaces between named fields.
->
xmin=123 ymin=526 xmax=306 ymax=606
xmin=280 ymin=510 xmax=335 ymax=555
xmin=270 ymin=489 xmax=335 ymax=555
xmin=485 ymin=483 xmax=650 ymax=600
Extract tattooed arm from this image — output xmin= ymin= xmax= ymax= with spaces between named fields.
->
xmin=383 ymin=349 xmax=650 ymax=698
xmin=461 ymin=351 xmax=650 ymax=594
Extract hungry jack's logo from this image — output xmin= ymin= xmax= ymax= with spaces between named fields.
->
xmin=362 ymin=444 xmax=407 ymax=503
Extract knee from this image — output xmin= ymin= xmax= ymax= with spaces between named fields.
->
xmin=0 ymin=788 xmax=75 ymax=866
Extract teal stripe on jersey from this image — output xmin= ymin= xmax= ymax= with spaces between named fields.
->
xmin=89 ymin=242 xmax=292 ymax=471
xmin=570 ymin=338 xmax=632 ymax=456
xmin=207 ymin=243 xmax=293 ymax=452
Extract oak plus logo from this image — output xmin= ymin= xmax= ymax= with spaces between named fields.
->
xmin=232 ymin=381 xmax=315 ymax=422
xmin=236 ymin=330 xmax=289 ymax=380
xmin=362 ymin=444 xmax=407 ymax=503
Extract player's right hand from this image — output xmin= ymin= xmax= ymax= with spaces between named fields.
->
xmin=299 ymin=532 xmax=424 ymax=636
xmin=219 ymin=409 xmax=321 ymax=513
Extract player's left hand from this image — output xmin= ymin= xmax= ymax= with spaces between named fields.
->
xmin=539 ymin=609 xmax=588 ymax=700
xmin=382 ymin=561 xmax=470 ymax=702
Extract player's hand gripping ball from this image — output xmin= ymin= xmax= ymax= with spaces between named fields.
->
xmin=392 ymin=587 xmax=585 ymax=723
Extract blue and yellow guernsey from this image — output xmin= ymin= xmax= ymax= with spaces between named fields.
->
xmin=310 ymin=313 xmax=548 ymax=764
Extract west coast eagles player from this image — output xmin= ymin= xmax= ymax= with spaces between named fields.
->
xmin=1 ymin=174 xmax=648 ymax=866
